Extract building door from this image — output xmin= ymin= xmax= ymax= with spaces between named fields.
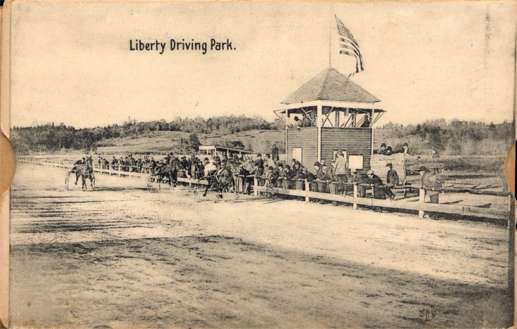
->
xmin=292 ymin=148 xmax=302 ymax=162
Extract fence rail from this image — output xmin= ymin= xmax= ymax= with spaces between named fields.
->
xmin=18 ymin=158 xmax=512 ymax=222
xmin=253 ymin=185 xmax=510 ymax=221
xmin=18 ymin=158 xmax=209 ymax=184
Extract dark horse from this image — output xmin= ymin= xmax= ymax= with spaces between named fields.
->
xmin=66 ymin=163 xmax=95 ymax=191
xmin=150 ymin=162 xmax=178 ymax=188
xmin=203 ymin=166 xmax=233 ymax=198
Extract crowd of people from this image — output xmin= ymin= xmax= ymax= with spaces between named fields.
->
xmin=88 ymin=149 xmax=437 ymax=201
xmin=374 ymin=142 xmax=409 ymax=156
xmin=96 ymin=154 xmax=159 ymax=173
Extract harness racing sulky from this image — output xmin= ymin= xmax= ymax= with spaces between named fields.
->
xmin=65 ymin=158 xmax=95 ymax=191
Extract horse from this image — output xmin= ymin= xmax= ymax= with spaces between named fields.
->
xmin=65 ymin=163 xmax=82 ymax=187
xmin=203 ymin=166 xmax=233 ymax=198
xmin=66 ymin=163 xmax=95 ymax=191
xmin=150 ymin=164 xmax=168 ymax=184
xmin=149 ymin=162 xmax=179 ymax=189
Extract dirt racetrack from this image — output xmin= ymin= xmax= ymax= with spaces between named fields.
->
xmin=10 ymin=164 xmax=512 ymax=329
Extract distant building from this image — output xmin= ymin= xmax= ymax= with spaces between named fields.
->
xmin=276 ymin=67 xmax=384 ymax=172
xmin=198 ymin=145 xmax=252 ymax=159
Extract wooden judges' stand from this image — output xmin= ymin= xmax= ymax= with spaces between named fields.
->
xmin=275 ymin=67 xmax=384 ymax=172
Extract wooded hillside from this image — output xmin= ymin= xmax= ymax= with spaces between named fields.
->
xmin=12 ymin=117 xmax=513 ymax=157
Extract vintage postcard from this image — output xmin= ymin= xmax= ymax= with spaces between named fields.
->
xmin=1 ymin=0 xmax=516 ymax=328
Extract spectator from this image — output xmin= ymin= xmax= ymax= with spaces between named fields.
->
xmin=242 ymin=159 xmax=255 ymax=194
xmin=353 ymin=170 xmax=369 ymax=197
xmin=419 ymin=166 xmax=442 ymax=204
xmin=298 ymin=167 xmax=315 ymax=181
xmin=254 ymin=153 xmax=264 ymax=177
xmin=392 ymin=142 xmax=410 ymax=155
xmin=384 ymin=146 xmax=393 ymax=156
xmin=265 ymin=154 xmax=275 ymax=168
xmin=277 ymin=163 xmax=288 ymax=189
xmin=401 ymin=143 xmax=409 ymax=154
xmin=386 ymin=163 xmax=399 ymax=186
xmin=264 ymin=166 xmax=276 ymax=189
xmin=313 ymin=162 xmax=323 ymax=180
xmin=302 ymin=115 xmax=312 ymax=127
xmin=384 ymin=164 xmax=398 ymax=199
xmin=361 ymin=114 xmax=371 ymax=128
xmin=203 ymin=158 xmax=217 ymax=177
xmin=271 ymin=143 xmax=279 ymax=162
xmin=376 ymin=143 xmax=387 ymax=155
xmin=366 ymin=169 xmax=383 ymax=185
xmin=334 ymin=151 xmax=348 ymax=183
xmin=293 ymin=116 xmax=303 ymax=128
xmin=322 ymin=161 xmax=334 ymax=181
xmin=292 ymin=159 xmax=302 ymax=176
xmin=366 ymin=169 xmax=386 ymax=199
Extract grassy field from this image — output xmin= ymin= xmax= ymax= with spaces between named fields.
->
xmin=94 ymin=130 xmax=284 ymax=155
xmin=92 ymin=128 xmax=509 ymax=161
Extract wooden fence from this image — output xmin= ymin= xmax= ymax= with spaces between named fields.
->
xmin=253 ymin=183 xmax=511 ymax=221
xmin=18 ymin=157 xmax=513 ymax=222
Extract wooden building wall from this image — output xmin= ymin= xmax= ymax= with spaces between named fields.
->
xmin=320 ymin=128 xmax=372 ymax=170
xmin=286 ymin=127 xmax=372 ymax=172
xmin=286 ymin=127 xmax=318 ymax=169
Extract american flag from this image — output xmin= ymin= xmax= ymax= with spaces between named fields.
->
xmin=335 ymin=15 xmax=364 ymax=74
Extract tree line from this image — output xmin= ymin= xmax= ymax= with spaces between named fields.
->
xmin=12 ymin=116 xmax=274 ymax=153
xmin=376 ymin=120 xmax=513 ymax=155
xmin=11 ymin=116 xmax=514 ymax=156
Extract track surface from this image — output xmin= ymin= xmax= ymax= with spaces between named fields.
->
xmin=10 ymin=164 xmax=512 ymax=329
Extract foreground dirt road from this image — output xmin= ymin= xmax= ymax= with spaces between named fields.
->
xmin=10 ymin=164 xmax=512 ymax=329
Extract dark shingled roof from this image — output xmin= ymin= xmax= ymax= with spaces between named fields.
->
xmin=282 ymin=67 xmax=380 ymax=105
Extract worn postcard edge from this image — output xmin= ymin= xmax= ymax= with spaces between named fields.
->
xmin=1 ymin=0 xmax=12 ymax=327
xmin=0 ymin=1 xmax=514 ymax=328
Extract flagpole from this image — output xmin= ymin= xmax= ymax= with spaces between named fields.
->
xmin=328 ymin=11 xmax=332 ymax=67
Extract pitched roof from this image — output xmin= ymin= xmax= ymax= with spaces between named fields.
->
xmin=281 ymin=67 xmax=380 ymax=105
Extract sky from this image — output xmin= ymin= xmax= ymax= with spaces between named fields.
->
xmin=10 ymin=1 xmax=516 ymax=128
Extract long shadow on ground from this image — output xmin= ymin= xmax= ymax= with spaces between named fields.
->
xmin=10 ymin=235 xmax=512 ymax=329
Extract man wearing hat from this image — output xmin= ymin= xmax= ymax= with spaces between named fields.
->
xmin=316 ymin=161 xmax=329 ymax=181
xmin=309 ymin=162 xmax=321 ymax=192
xmin=323 ymin=160 xmax=335 ymax=181
xmin=419 ymin=166 xmax=442 ymax=204
xmin=334 ymin=151 xmax=348 ymax=183
xmin=367 ymin=170 xmax=383 ymax=185
xmin=254 ymin=153 xmax=264 ymax=177
xmin=203 ymin=158 xmax=216 ymax=177
xmin=313 ymin=161 xmax=322 ymax=175
xmin=317 ymin=161 xmax=333 ymax=193
xmin=271 ymin=143 xmax=279 ymax=162
xmin=367 ymin=169 xmax=387 ymax=199
xmin=384 ymin=163 xmax=398 ymax=199
xmin=386 ymin=163 xmax=400 ymax=186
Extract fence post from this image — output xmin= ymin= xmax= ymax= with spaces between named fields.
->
xmin=353 ymin=183 xmax=358 ymax=210
xmin=418 ymin=188 xmax=425 ymax=218
xmin=304 ymin=179 xmax=309 ymax=202
xmin=253 ymin=177 xmax=258 ymax=196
